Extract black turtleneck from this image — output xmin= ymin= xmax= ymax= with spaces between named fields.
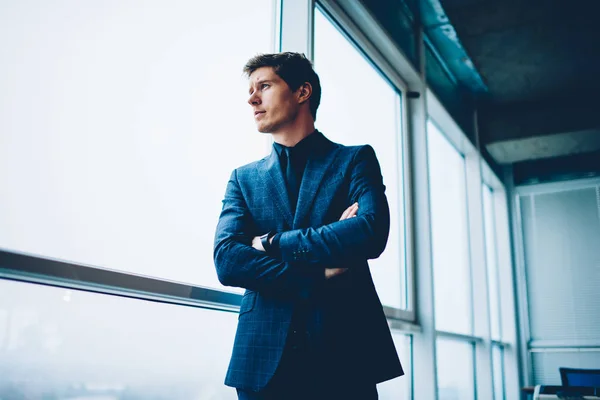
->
xmin=272 ymin=129 xmax=322 ymax=212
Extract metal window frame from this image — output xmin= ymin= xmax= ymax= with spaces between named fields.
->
xmin=484 ymin=195 xmax=504 ymax=400
xmin=481 ymin=156 xmax=504 ymax=191
xmin=436 ymin=330 xmax=484 ymax=344
xmin=465 ymin=152 xmax=495 ymax=400
xmin=482 ymin=183 xmax=504 ymax=342
xmin=435 ymin=332 xmax=480 ymax=400
xmin=426 ymin=115 xmax=477 ymax=337
xmin=491 ymin=342 xmax=507 ymax=400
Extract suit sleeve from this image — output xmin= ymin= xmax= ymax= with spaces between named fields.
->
xmin=276 ymin=145 xmax=390 ymax=266
xmin=213 ymin=169 xmax=323 ymax=297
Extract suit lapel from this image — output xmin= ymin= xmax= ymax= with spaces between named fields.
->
xmin=257 ymin=149 xmax=294 ymax=228
xmin=293 ymin=140 xmax=341 ymax=228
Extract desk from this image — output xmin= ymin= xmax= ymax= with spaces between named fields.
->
xmin=522 ymin=385 xmax=600 ymax=400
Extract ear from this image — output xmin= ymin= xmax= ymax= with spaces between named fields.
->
xmin=297 ymin=82 xmax=313 ymax=104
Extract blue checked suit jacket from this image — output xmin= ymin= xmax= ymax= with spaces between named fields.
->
xmin=214 ymin=131 xmax=404 ymax=391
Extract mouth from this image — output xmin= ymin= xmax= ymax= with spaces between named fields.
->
xmin=254 ymin=111 xmax=265 ymax=119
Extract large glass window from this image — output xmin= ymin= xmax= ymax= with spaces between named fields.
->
xmin=378 ymin=333 xmax=412 ymax=399
xmin=0 ymin=279 xmax=238 ymax=399
xmin=482 ymin=184 xmax=501 ymax=340
xmin=314 ymin=7 xmax=407 ymax=310
xmin=436 ymin=338 xmax=475 ymax=400
xmin=0 ymin=1 xmax=276 ymax=290
xmin=427 ymin=120 xmax=472 ymax=334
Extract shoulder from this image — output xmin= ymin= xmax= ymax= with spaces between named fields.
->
xmin=320 ymin=132 xmax=375 ymax=154
xmin=338 ymin=143 xmax=378 ymax=161
xmin=228 ymin=155 xmax=269 ymax=181
xmin=237 ymin=157 xmax=266 ymax=172
xmin=319 ymin=133 xmax=369 ymax=157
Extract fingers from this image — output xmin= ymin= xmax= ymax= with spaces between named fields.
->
xmin=339 ymin=202 xmax=359 ymax=221
xmin=339 ymin=205 xmax=352 ymax=220
xmin=325 ymin=267 xmax=349 ymax=279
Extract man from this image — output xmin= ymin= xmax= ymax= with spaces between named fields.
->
xmin=214 ymin=52 xmax=403 ymax=399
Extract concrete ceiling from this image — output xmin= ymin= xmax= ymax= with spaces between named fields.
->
xmin=440 ymin=0 xmax=600 ymax=165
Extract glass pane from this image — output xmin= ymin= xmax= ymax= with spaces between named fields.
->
xmin=0 ymin=279 xmax=238 ymax=399
xmin=0 ymin=1 xmax=275 ymax=291
xmin=377 ymin=333 xmax=411 ymax=399
xmin=427 ymin=120 xmax=472 ymax=334
xmin=492 ymin=345 xmax=505 ymax=400
xmin=483 ymin=184 xmax=501 ymax=340
xmin=436 ymin=338 xmax=475 ymax=400
xmin=314 ymin=8 xmax=407 ymax=310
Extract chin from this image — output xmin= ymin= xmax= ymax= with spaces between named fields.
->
xmin=256 ymin=123 xmax=274 ymax=134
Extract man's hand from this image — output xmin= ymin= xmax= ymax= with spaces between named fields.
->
xmin=251 ymin=235 xmax=265 ymax=252
xmin=339 ymin=202 xmax=358 ymax=220
xmin=325 ymin=203 xmax=358 ymax=279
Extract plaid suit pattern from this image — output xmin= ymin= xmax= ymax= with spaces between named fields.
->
xmin=214 ymin=132 xmax=404 ymax=391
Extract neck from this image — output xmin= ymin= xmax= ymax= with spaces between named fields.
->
xmin=271 ymin=117 xmax=315 ymax=147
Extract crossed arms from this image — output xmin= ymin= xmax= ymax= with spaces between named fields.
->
xmin=213 ymin=145 xmax=390 ymax=297
xmin=251 ymin=202 xmax=359 ymax=279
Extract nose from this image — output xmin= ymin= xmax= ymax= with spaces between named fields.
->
xmin=248 ymin=91 xmax=261 ymax=106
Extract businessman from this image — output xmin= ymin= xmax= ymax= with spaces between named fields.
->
xmin=214 ymin=52 xmax=403 ymax=399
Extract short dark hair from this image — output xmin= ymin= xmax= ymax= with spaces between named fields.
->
xmin=243 ymin=52 xmax=322 ymax=121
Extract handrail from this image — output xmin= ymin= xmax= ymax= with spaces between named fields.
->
xmin=0 ymin=248 xmax=242 ymax=313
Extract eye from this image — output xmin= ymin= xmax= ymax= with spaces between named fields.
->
xmin=261 ymin=83 xmax=270 ymax=90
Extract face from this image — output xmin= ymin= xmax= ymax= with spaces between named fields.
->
xmin=247 ymin=67 xmax=300 ymax=134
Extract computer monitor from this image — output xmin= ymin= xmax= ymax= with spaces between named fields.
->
xmin=560 ymin=368 xmax=600 ymax=388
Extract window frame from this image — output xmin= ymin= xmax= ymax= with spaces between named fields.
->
xmin=426 ymin=116 xmax=475 ymax=335
xmin=435 ymin=334 xmax=478 ymax=400
xmin=482 ymin=182 xmax=503 ymax=342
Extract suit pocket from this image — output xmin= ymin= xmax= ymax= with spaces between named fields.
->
xmin=238 ymin=291 xmax=257 ymax=318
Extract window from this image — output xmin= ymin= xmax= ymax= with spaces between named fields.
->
xmin=0 ymin=1 xmax=276 ymax=290
xmin=377 ymin=333 xmax=412 ymax=399
xmin=0 ymin=279 xmax=239 ymax=399
xmin=492 ymin=344 xmax=505 ymax=400
xmin=427 ymin=120 xmax=472 ymax=334
xmin=482 ymin=184 xmax=501 ymax=340
xmin=436 ymin=338 xmax=475 ymax=400
xmin=313 ymin=7 xmax=408 ymax=310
